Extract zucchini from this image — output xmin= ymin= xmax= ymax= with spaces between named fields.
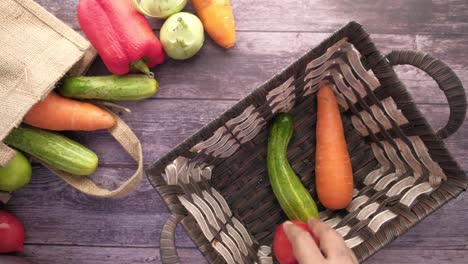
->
xmin=59 ymin=74 xmax=158 ymax=101
xmin=4 ymin=127 xmax=98 ymax=176
xmin=267 ymin=113 xmax=319 ymax=221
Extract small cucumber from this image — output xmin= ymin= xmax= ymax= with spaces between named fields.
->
xmin=4 ymin=127 xmax=98 ymax=176
xmin=267 ymin=113 xmax=319 ymax=222
xmin=59 ymin=74 xmax=158 ymax=101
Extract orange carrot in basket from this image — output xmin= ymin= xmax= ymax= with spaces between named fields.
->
xmin=315 ymin=81 xmax=353 ymax=209
xmin=23 ymin=92 xmax=115 ymax=131
xmin=192 ymin=0 xmax=236 ymax=49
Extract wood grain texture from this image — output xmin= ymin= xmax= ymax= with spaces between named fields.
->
xmin=84 ymin=32 xmax=468 ymax=106
xmin=35 ymin=0 xmax=468 ymax=34
xmin=369 ymin=249 xmax=468 ymax=264
xmin=7 ymin=165 xmax=466 ymax=249
xmin=19 ymin=245 xmax=468 ymax=264
xmin=6 ymin=165 xmax=196 ymax=248
xmin=22 ymin=245 xmax=205 ymax=264
xmin=87 ymin=32 xmax=418 ymax=101
xmin=36 ymin=101 xmax=466 ymax=171
xmin=6 ymin=0 xmax=468 ymax=263
xmin=60 ymin=99 xmax=233 ymax=166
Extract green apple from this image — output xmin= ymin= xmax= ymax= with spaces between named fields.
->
xmin=160 ymin=12 xmax=204 ymax=60
xmin=0 ymin=152 xmax=31 ymax=192
xmin=131 ymin=0 xmax=187 ymax=19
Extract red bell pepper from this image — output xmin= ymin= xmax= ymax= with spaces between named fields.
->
xmin=78 ymin=0 xmax=165 ymax=75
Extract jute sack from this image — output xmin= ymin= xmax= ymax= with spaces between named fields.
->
xmin=0 ymin=0 xmax=143 ymax=198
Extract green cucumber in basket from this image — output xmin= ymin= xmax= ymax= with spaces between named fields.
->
xmin=4 ymin=127 xmax=98 ymax=176
xmin=59 ymin=74 xmax=158 ymax=101
xmin=267 ymin=113 xmax=319 ymax=222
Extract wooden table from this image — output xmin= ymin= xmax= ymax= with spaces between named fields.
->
xmin=4 ymin=1 xmax=468 ymax=263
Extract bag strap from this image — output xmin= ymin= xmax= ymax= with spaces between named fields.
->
xmin=1 ymin=107 xmax=143 ymax=198
xmin=43 ymin=109 xmax=144 ymax=198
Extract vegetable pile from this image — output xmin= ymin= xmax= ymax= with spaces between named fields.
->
xmin=2 ymin=1 xmax=355 ymax=261
xmin=269 ymin=81 xmax=354 ymax=263
xmin=0 ymin=0 xmax=237 ymax=251
xmin=1 ymin=0 xmax=237 ymax=192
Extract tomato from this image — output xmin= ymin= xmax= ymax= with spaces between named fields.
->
xmin=0 ymin=210 xmax=25 ymax=253
xmin=273 ymin=220 xmax=319 ymax=264
xmin=0 ymin=152 xmax=32 ymax=192
xmin=131 ymin=0 xmax=187 ymax=19
xmin=160 ymin=12 xmax=204 ymax=60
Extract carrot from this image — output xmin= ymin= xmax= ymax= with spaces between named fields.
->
xmin=23 ymin=92 xmax=115 ymax=131
xmin=315 ymin=81 xmax=353 ymax=209
xmin=193 ymin=0 xmax=236 ymax=49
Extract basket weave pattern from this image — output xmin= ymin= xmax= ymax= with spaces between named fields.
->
xmin=148 ymin=22 xmax=467 ymax=263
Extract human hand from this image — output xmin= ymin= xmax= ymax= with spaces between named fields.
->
xmin=282 ymin=218 xmax=358 ymax=264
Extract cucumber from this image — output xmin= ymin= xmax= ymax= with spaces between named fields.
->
xmin=4 ymin=127 xmax=98 ymax=176
xmin=59 ymin=74 xmax=158 ymax=101
xmin=267 ymin=113 xmax=319 ymax=221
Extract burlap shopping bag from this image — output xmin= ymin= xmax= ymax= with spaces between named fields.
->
xmin=0 ymin=0 xmax=143 ymax=198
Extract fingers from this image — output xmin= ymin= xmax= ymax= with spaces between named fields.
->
xmin=283 ymin=221 xmax=325 ymax=263
xmin=350 ymin=250 xmax=359 ymax=264
xmin=307 ymin=218 xmax=351 ymax=259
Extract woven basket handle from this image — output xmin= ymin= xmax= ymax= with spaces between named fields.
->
xmin=160 ymin=213 xmax=185 ymax=264
xmin=386 ymin=50 xmax=467 ymax=139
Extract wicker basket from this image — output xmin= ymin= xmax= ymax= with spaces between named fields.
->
xmin=147 ymin=21 xmax=467 ymax=263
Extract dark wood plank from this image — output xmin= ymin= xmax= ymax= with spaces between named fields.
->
xmin=61 ymin=99 xmax=234 ymax=166
xmin=416 ymin=34 xmax=468 ymax=72
xmin=368 ymin=249 xmax=468 ymax=264
xmin=85 ymin=32 xmax=419 ymax=101
xmin=394 ymin=68 xmax=468 ymax=105
xmin=392 ymin=35 xmax=468 ymax=105
xmin=6 ymin=165 xmax=196 ymax=247
xmin=21 ymin=245 xmax=205 ymax=264
xmin=386 ymin=192 xmax=468 ymax=251
xmin=6 ymin=168 xmax=468 ymax=249
xmin=19 ymin=245 xmax=468 ymax=264
xmin=36 ymin=0 xmax=468 ymax=34
xmin=147 ymin=33 xmax=423 ymax=101
xmin=50 ymin=100 xmax=467 ymax=171
xmin=84 ymin=32 xmax=468 ymax=105
xmin=231 ymin=0 xmax=468 ymax=35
